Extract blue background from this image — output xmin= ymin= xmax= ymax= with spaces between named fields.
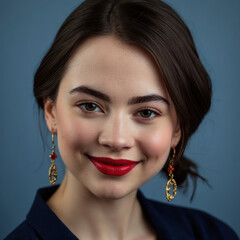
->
xmin=1 ymin=0 xmax=239 ymax=238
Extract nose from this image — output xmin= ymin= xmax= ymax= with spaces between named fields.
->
xmin=98 ymin=113 xmax=134 ymax=151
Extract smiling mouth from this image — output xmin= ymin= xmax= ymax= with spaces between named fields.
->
xmin=87 ymin=155 xmax=140 ymax=176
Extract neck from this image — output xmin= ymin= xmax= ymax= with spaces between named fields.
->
xmin=47 ymin=171 xmax=151 ymax=240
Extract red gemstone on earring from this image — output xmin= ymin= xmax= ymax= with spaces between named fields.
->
xmin=50 ymin=152 xmax=57 ymax=160
xmin=167 ymin=167 xmax=175 ymax=172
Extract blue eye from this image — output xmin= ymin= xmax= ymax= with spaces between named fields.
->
xmin=79 ymin=102 xmax=101 ymax=112
xmin=137 ymin=109 xmax=159 ymax=119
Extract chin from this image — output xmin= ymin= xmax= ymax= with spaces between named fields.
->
xmin=91 ymin=183 xmax=136 ymax=200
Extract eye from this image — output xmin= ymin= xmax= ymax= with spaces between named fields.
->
xmin=136 ymin=109 xmax=160 ymax=119
xmin=78 ymin=102 xmax=102 ymax=113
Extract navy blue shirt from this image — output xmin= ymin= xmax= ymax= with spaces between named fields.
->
xmin=4 ymin=185 xmax=239 ymax=240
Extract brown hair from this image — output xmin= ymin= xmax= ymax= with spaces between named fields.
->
xmin=34 ymin=0 xmax=212 ymax=199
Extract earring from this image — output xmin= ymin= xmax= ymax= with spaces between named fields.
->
xmin=165 ymin=148 xmax=177 ymax=202
xmin=48 ymin=133 xmax=58 ymax=185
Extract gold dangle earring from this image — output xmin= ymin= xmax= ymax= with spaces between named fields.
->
xmin=48 ymin=133 xmax=58 ymax=185
xmin=165 ymin=148 xmax=177 ymax=201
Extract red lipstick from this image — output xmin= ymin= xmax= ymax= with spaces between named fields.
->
xmin=88 ymin=156 xmax=139 ymax=176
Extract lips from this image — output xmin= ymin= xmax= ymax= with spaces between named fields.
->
xmin=88 ymin=156 xmax=139 ymax=176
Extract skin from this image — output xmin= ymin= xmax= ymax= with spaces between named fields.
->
xmin=44 ymin=35 xmax=181 ymax=240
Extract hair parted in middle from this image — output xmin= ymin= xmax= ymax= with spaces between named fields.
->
xmin=34 ymin=0 xmax=212 ymax=199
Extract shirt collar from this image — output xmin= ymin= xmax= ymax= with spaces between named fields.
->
xmin=27 ymin=185 xmax=170 ymax=239
xmin=137 ymin=191 xmax=171 ymax=239
xmin=27 ymin=185 xmax=78 ymax=240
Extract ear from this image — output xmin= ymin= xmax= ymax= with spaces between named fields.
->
xmin=171 ymin=123 xmax=181 ymax=148
xmin=43 ymin=97 xmax=57 ymax=133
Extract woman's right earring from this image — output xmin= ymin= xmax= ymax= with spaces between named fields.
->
xmin=165 ymin=148 xmax=177 ymax=202
xmin=48 ymin=133 xmax=58 ymax=185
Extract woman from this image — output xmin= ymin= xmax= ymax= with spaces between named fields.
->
xmin=5 ymin=0 xmax=238 ymax=239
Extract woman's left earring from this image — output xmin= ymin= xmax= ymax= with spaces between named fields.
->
xmin=165 ymin=148 xmax=177 ymax=202
xmin=48 ymin=133 xmax=58 ymax=185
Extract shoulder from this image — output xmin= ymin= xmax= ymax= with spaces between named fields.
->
xmin=4 ymin=220 xmax=39 ymax=240
xmin=149 ymin=199 xmax=239 ymax=239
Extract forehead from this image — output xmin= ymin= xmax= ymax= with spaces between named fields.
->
xmin=61 ymin=35 xmax=169 ymax=100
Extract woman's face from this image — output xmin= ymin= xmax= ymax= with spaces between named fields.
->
xmin=44 ymin=35 xmax=181 ymax=199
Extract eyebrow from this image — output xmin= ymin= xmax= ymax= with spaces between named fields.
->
xmin=69 ymin=85 xmax=169 ymax=105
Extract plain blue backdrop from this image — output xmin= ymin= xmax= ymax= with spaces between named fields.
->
xmin=1 ymin=0 xmax=240 ymax=238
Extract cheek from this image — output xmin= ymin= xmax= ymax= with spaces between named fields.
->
xmin=56 ymin=115 xmax=97 ymax=156
xmin=140 ymin=127 xmax=173 ymax=160
xmin=137 ymin=126 xmax=174 ymax=182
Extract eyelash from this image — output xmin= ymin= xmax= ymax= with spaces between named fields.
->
xmin=77 ymin=102 xmax=161 ymax=120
